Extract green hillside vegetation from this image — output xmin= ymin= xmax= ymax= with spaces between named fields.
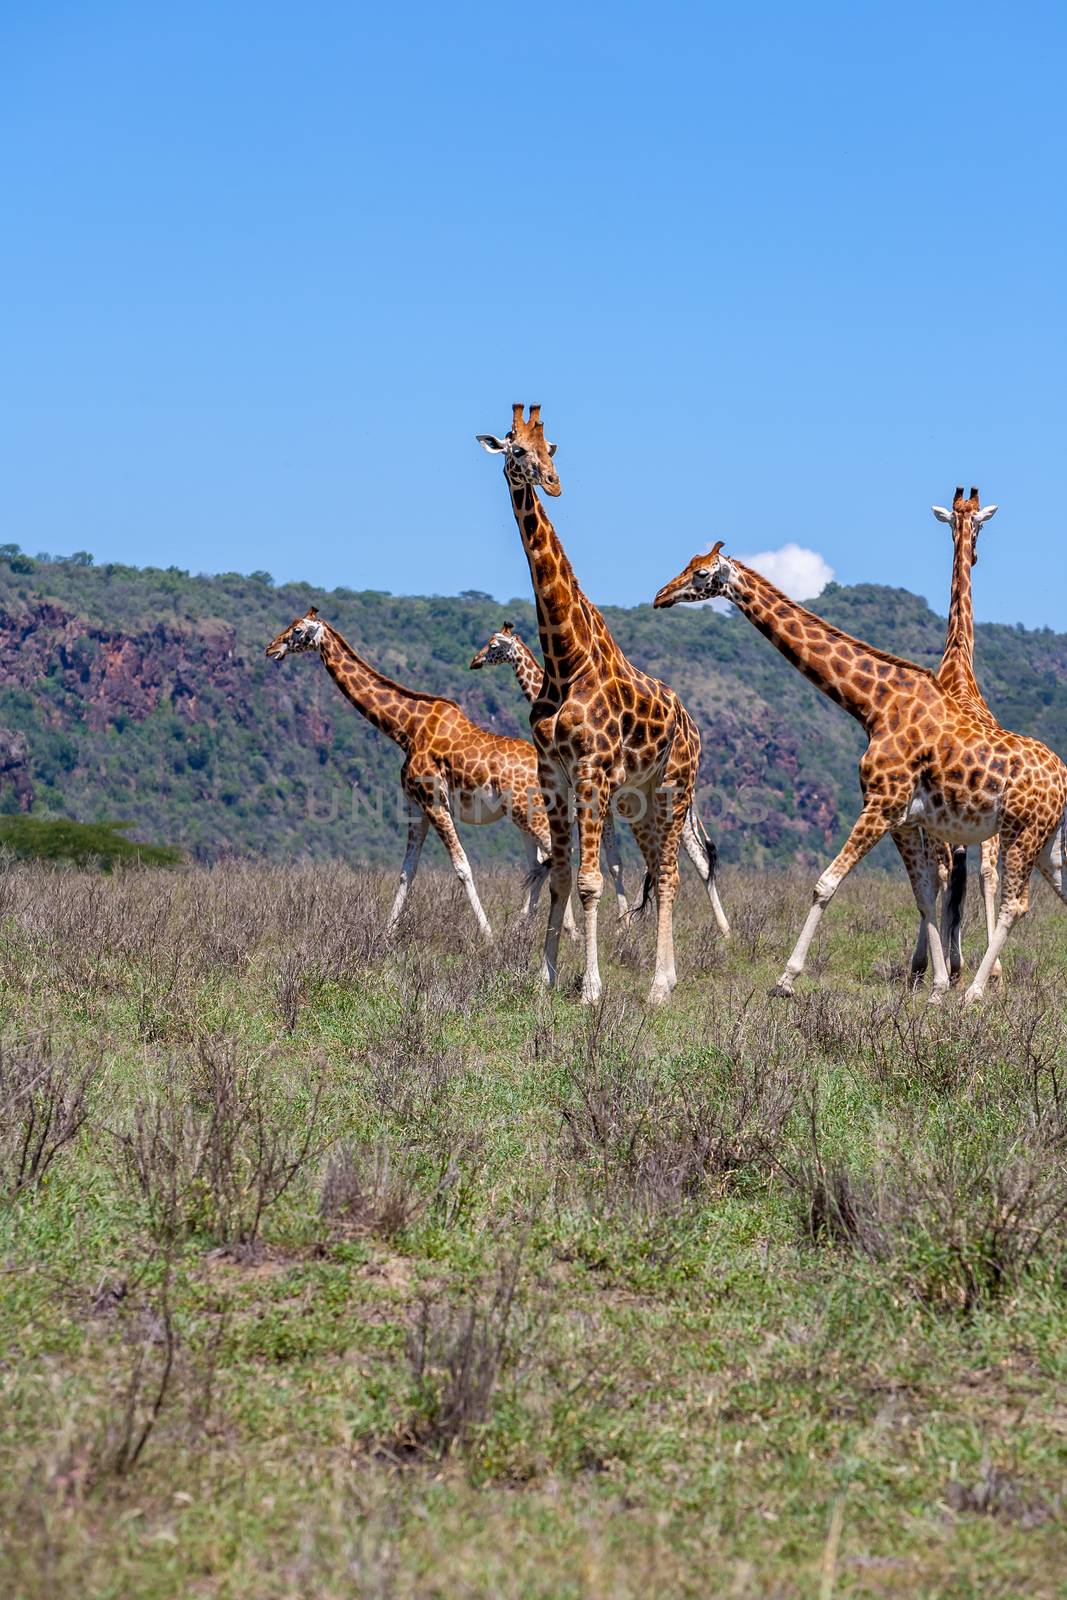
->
xmin=2 ymin=545 xmax=1066 ymax=869
xmin=0 ymin=816 xmax=181 ymax=870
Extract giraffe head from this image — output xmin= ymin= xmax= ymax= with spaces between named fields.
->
xmin=653 ymin=542 xmax=736 ymax=607
xmin=469 ymin=620 xmax=521 ymax=671
xmin=265 ymin=606 xmax=326 ymax=660
xmin=476 ymin=404 xmax=561 ymax=498
xmin=931 ymin=486 xmax=998 ymax=565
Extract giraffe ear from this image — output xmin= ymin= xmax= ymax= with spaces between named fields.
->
xmin=547 ymin=441 xmax=558 ymax=457
xmin=974 ymin=504 xmax=998 ymax=526
xmin=931 ymin=505 xmax=953 ymax=523
xmin=476 ymin=434 xmax=508 ymax=454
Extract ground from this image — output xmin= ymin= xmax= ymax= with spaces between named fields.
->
xmin=0 ymin=860 xmax=1064 ymax=1598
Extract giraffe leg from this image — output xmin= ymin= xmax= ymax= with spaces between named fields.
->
xmin=979 ymin=835 xmax=1003 ymax=984
xmin=1036 ymin=813 xmax=1067 ymax=904
xmin=630 ymin=790 xmax=687 ymax=1006
xmin=519 ymin=828 xmax=578 ymax=938
xmin=774 ymin=801 xmax=895 ymax=997
xmin=681 ymin=805 xmax=730 ymax=939
xmin=651 ymin=808 xmax=687 ymax=1006
xmin=600 ymin=812 xmax=629 ymax=919
xmin=574 ymin=770 xmax=610 ymax=1005
xmin=424 ymin=799 xmax=493 ymax=942
xmin=387 ymin=803 xmax=430 ymax=934
xmin=965 ymin=832 xmax=1039 ymax=1004
xmin=893 ymin=829 xmax=951 ymax=1003
xmin=909 ymin=836 xmax=944 ymax=986
xmin=539 ymin=765 xmax=574 ymax=989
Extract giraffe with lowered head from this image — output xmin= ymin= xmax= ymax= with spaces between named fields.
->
xmin=478 ymin=405 xmax=727 ymax=1004
xmin=653 ymin=541 xmax=1067 ymax=1004
xmin=265 ymin=607 xmax=572 ymax=940
xmin=470 ymin=619 xmax=731 ymax=935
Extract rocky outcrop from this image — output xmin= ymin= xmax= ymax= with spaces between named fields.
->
xmin=0 ymin=727 xmax=32 ymax=811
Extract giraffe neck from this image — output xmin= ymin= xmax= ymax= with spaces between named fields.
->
xmin=937 ymin=521 xmax=983 ymax=707
xmin=317 ymin=626 xmax=428 ymax=747
xmin=505 ymin=474 xmax=598 ymax=686
xmin=725 ymin=561 xmax=927 ymax=729
xmin=509 ymin=635 xmax=545 ymax=704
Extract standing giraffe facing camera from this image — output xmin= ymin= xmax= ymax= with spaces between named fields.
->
xmin=265 ymin=608 xmax=575 ymax=941
xmin=470 ymin=619 xmax=730 ymax=935
xmin=477 ymin=405 xmax=728 ymax=1005
xmin=929 ymin=487 xmax=1003 ymax=982
xmin=653 ymin=543 xmax=1067 ymax=1004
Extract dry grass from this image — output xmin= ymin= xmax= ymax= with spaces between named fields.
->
xmin=0 ymin=857 xmax=1065 ymax=1598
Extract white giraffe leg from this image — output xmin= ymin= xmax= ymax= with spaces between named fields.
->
xmin=1037 ymin=813 xmax=1067 ymax=903
xmin=681 ymin=807 xmax=730 ymax=938
xmin=774 ymin=802 xmax=892 ymax=996
xmin=387 ymin=803 xmax=430 ymax=933
xmin=965 ymin=829 xmax=1051 ymax=1004
xmin=964 ymin=907 xmax=1017 ymax=1004
xmin=980 ymin=836 xmax=1003 ymax=983
xmin=425 ymin=802 xmax=492 ymax=941
xmin=574 ymin=773 xmax=609 ymax=1005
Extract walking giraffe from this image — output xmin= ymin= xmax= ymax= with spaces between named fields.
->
xmin=265 ymin=608 xmax=573 ymax=940
xmin=653 ymin=544 xmax=1067 ymax=1003
xmin=929 ymin=487 xmax=1002 ymax=981
xmin=470 ymin=619 xmax=730 ymax=934
xmin=478 ymin=405 xmax=728 ymax=1004
xmin=470 ymin=622 xmax=630 ymax=917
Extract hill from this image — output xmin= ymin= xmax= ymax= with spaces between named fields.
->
xmin=2 ymin=545 xmax=1067 ymax=868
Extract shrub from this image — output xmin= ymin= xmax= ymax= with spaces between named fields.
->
xmin=0 ymin=816 xmax=181 ymax=870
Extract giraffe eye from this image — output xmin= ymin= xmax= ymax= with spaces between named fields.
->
xmin=511 ymin=445 xmax=528 ymax=459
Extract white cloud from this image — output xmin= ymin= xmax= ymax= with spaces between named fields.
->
xmin=738 ymin=542 xmax=834 ymax=601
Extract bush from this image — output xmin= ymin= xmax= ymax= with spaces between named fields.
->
xmin=0 ymin=817 xmax=181 ymax=870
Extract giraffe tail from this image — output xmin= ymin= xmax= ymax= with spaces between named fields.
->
xmin=630 ymin=871 xmax=655 ymax=919
xmin=947 ymin=844 xmax=967 ymax=937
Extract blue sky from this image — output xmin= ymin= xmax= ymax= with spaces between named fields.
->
xmin=2 ymin=1 xmax=1065 ymax=626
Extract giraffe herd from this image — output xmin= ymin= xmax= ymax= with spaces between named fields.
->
xmin=267 ymin=404 xmax=1067 ymax=1007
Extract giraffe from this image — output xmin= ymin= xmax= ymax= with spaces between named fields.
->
xmin=470 ymin=621 xmax=630 ymax=917
xmin=265 ymin=607 xmax=573 ymax=941
xmin=653 ymin=545 xmax=1067 ymax=1004
xmin=929 ymin=486 xmax=1003 ymax=981
xmin=470 ymin=619 xmax=731 ymax=935
xmin=477 ymin=405 xmax=727 ymax=1004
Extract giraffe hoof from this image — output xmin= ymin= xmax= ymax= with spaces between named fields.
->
xmin=770 ymin=980 xmax=795 ymax=1000
xmin=962 ymin=984 xmax=984 ymax=1007
xmin=647 ymin=983 xmax=671 ymax=1007
xmin=928 ymin=986 xmax=948 ymax=1008
xmin=581 ymin=984 xmax=604 ymax=1007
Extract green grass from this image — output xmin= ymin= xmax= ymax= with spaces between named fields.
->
xmin=0 ymin=861 xmax=1064 ymax=1598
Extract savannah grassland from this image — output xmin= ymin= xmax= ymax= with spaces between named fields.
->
xmin=0 ymin=860 xmax=1065 ymax=1600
